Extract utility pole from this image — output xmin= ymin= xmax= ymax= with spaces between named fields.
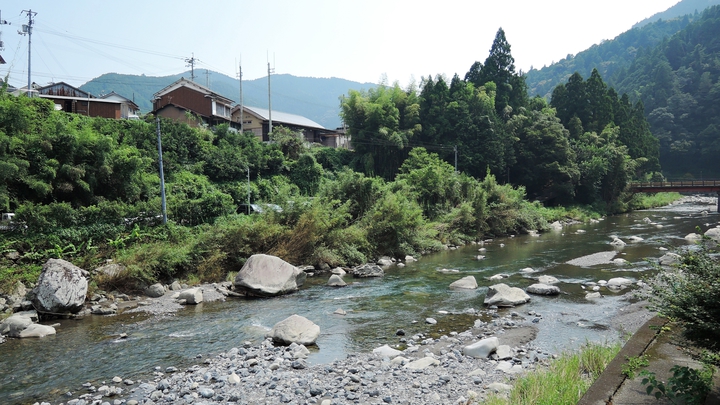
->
xmin=204 ymin=69 xmax=211 ymax=87
xmin=19 ymin=9 xmax=36 ymax=96
xmin=454 ymin=145 xmax=458 ymax=174
xmin=156 ymin=117 xmax=168 ymax=225
xmin=237 ymin=61 xmax=244 ymax=134
xmin=185 ymin=53 xmax=198 ymax=82
xmin=246 ymin=167 xmax=251 ymax=215
xmin=268 ymin=61 xmax=274 ymax=135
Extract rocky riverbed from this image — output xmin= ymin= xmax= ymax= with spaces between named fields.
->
xmin=29 ymin=291 xmax=651 ymax=405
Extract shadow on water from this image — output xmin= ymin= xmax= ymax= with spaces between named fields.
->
xmin=1 ymin=198 xmax=717 ymax=404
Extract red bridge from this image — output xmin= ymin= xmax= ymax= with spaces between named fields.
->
xmin=629 ymin=180 xmax=720 ymax=212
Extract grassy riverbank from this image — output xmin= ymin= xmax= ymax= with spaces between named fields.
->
xmin=481 ymin=342 xmax=622 ymax=405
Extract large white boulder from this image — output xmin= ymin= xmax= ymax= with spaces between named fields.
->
xmin=234 ymin=254 xmax=307 ymax=297
xmin=607 ymin=277 xmax=633 ymax=288
xmin=705 ymin=227 xmax=720 ymax=242
xmin=0 ymin=311 xmax=54 ymax=338
xmin=449 ymin=276 xmax=478 ymax=290
xmin=18 ymin=323 xmax=56 ymax=338
xmin=372 ymin=344 xmax=403 ymax=358
xmin=31 ymin=259 xmax=88 ymax=315
xmin=145 ymin=283 xmax=165 ymax=298
xmin=463 ymin=337 xmax=499 ymax=358
xmin=538 ymin=275 xmax=560 ymax=285
xmin=526 ymin=283 xmax=560 ymax=296
xmin=268 ymin=314 xmax=320 ymax=345
xmin=484 ymin=283 xmax=531 ymax=307
xmin=327 ymin=274 xmax=347 ymax=287
xmin=178 ymin=288 xmax=203 ymax=304
xmin=404 ymin=357 xmax=440 ymax=370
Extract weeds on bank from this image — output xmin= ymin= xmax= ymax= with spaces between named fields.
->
xmin=482 ymin=342 xmax=621 ymax=405
xmin=640 ymin=364 xmax=715 ymax=405
xmin=621 ymin=355 xmax=649 ymax=379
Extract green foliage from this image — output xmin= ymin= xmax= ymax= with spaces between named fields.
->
xmin=288 ymin=153 xmax=324 ymax=195
xmin=645 ymin=248 xmax=720 ymax=353
xmin=482 ymin=342 xmax=621 ymax=405
xmin=340 ymin=83 xmax=421 ymax=179
xmin=622 ymin=355 xmax=649 ymax=379
xmin=641 ymin=365 xmax=715 ymax=404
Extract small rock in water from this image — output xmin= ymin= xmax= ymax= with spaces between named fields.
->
xmin=425 ymin=318 xmax=437 ymax=325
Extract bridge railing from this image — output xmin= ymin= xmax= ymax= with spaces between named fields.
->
xmin=631 ymin=180 xmax=720 ymax=188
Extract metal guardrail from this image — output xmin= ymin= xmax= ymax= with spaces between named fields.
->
xmin=630 ymin=180 xmax=720 ymax=188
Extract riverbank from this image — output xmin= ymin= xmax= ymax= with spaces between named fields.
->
xmin=10 ymin=193 xmax=717 ymax=405
xmin=33 ymin=289 xmax=652 ymax=405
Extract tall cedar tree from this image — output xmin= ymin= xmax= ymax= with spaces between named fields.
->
xmin=465 ymin=28 xmax=527 ymax=118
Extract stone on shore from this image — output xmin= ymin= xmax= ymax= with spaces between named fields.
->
xmin=145 ymin=283 xmax=165 ymax=298
xmin=327 ymin=274 xmax=347 ymax=287
xmin=0 ymin=311 xmax=55 ymax=338
xmin=484 ymin=283 xmax=530 ymax=307
xmin=373 ymin=344 xmax=403 ymax=358
xmin=404 ymin=357 xmax=440 ymax=370
xmin=463 ymin=337 xmax=499 ymax=358
xmin=234 ymin=254 xmax=307 ymax=297
xmin=351 ymin=263 xmax=384 ymax=278
xmin=525 ymin=283 xmax=560 ymax=296
xmin=549 ymin=221 xmax=563 ymax=231
xmin=449 ymin=276 xmax=478 ymax=290
xmin=178 ymin=288 xmax=203 ymax=304
xmin=31 ymin=258 xmax=88 ymax=315
xmin=268 ymin=314 xmax=320 ymax=345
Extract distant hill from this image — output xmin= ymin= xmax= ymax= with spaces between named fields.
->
xmin=79 ymin=72 xmax=375 ymax=129
xmin=633 ymin=0 xmax=720 ymax=28
xmin=524 ymin=0 xmax=720 ymax=99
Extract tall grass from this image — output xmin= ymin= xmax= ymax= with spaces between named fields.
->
xmin=482 ymin=342 xmax=621 ymax=405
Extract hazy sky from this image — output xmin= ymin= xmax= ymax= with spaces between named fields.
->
xmin=1 ymin=0 xmax=681 ymax=90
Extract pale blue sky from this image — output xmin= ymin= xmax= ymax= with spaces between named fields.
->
xmin=0 ymin=0 xmax=680 ymax=89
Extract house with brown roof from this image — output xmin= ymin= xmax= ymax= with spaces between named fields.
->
xmin=232 ymin=105 xmax=349 ymax=148
xmin=35 ymin=82 xmax=126 ymax=119
xmin=152 ymin=78 xmax=234 ymax=127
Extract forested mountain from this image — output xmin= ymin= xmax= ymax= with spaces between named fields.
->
xmin=524 ymin=0 xmax=720 ymax=99
xmin=525 ymin=17 xmax=697 ymax=99
xmin=79 ymin=72 xmax=374 ymax=129
xmin=633 ymin=0 xmax=720 ymax=28
xmin=612 ymin=5 xmax=720 ymax=177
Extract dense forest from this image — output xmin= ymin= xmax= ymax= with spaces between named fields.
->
xmin=345 ymin=28 xmax=659 ymax=207
xmin=612 ymin=5 xmax=720 ymax=177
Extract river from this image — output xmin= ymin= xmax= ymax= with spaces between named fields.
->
xmin=1 ymin=197 xmax=716 ymax=404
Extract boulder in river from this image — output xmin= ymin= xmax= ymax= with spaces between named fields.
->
xmin=178 ymin=288 xmax=203 ymax=304
xmin=326 ymin=274 xmax=347 ymax=287
xmin=0 ymin=310 xmax=55 ymax=338
xmin=484 ymin=283 xmax=530 ymax=307
xmin=704 ymin=227 xmax=720 ymax=242
xmin=659 ymin=253 xmax=681 ymax=266
xmin=31 ymin=259 xmax=88 ymax=315
xmin=449 ymin=276 xmax=478 ymax=290
xmin=525 ymin=283 xmax=560 ymax=296
xmin=351 ymin=263 xmax=384 ymax=278
xmin=268 ymin=314 xmax=320 ymax=345
xmin=234 ymin=254 xmax=307 ymax=297
xmin=537 ymin=275 xmax=560 ymax=285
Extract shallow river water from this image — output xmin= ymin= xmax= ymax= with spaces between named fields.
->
xmin=1 ymin=198 xmax=717 ymax=404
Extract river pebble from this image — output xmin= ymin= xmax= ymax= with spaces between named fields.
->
xmin=44 ymin=313 xmax=553 ymax=405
